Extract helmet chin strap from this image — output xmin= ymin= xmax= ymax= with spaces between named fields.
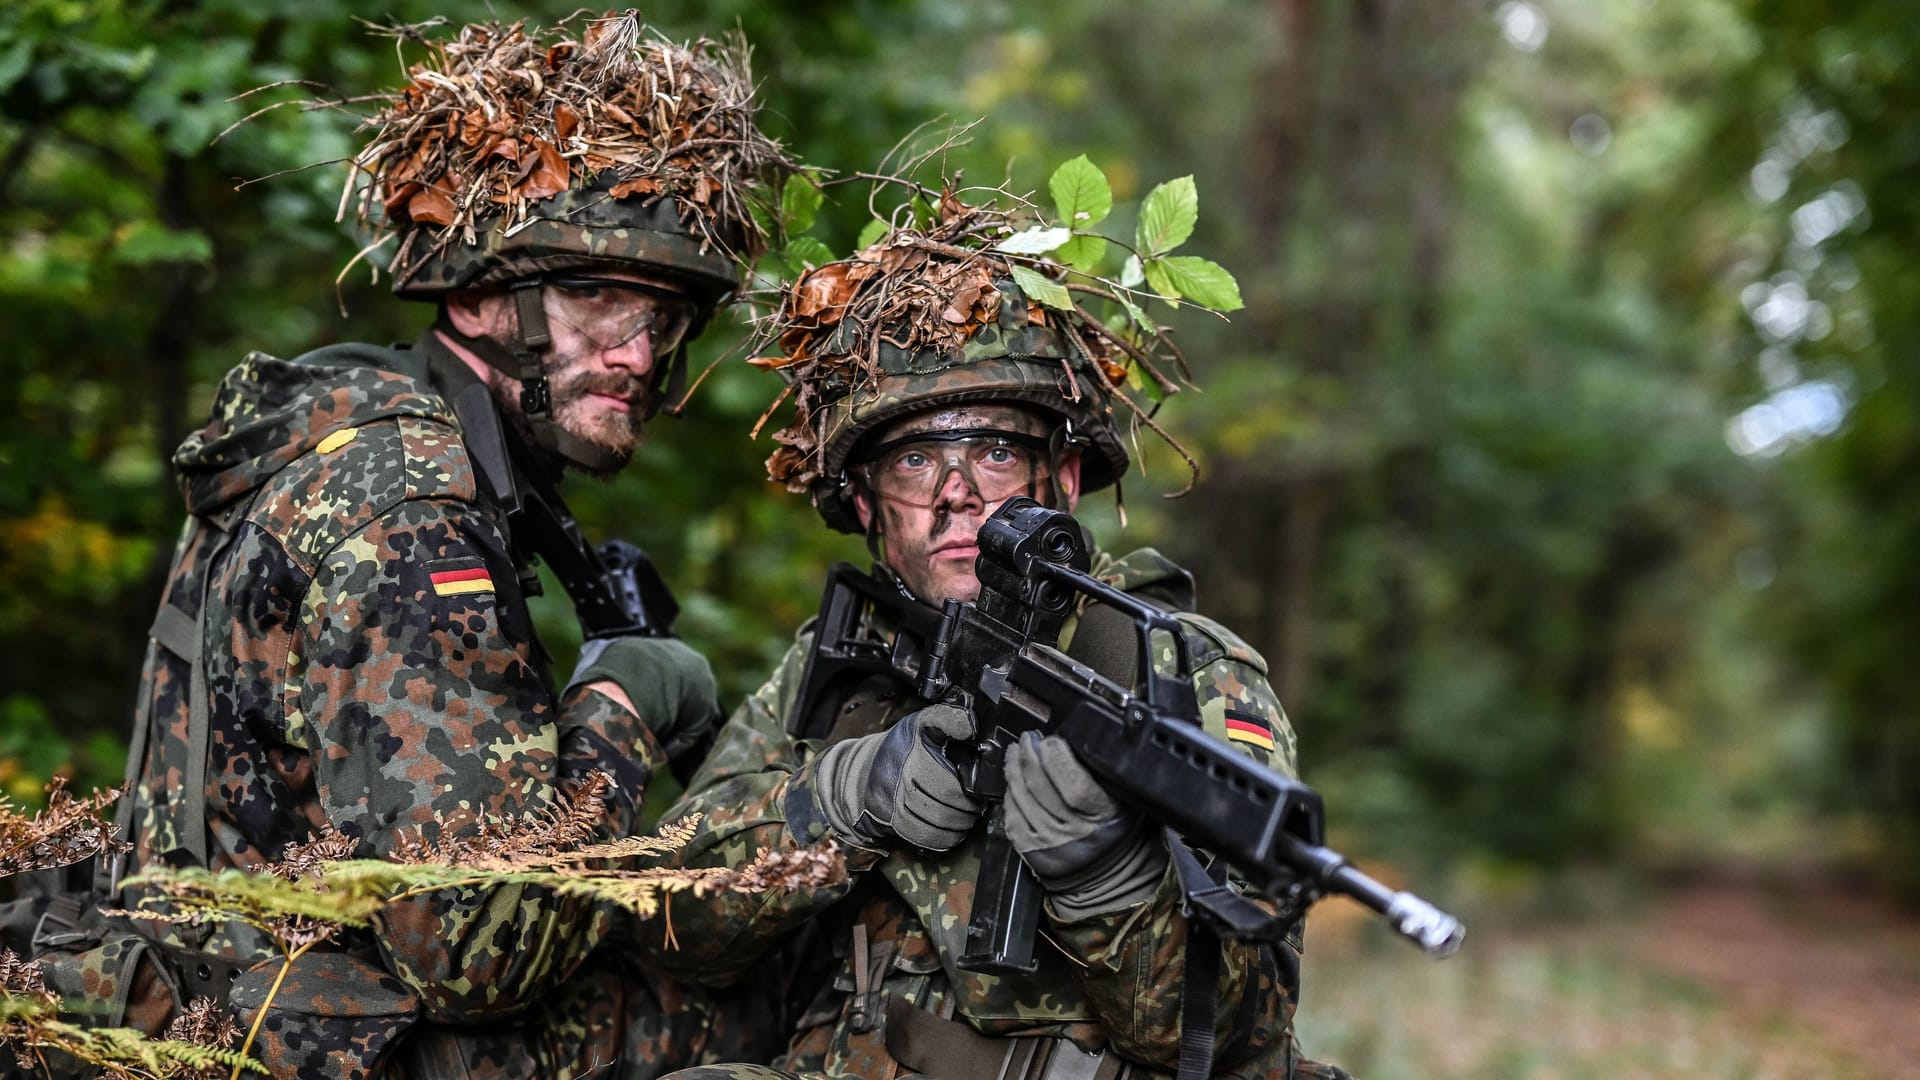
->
xmin=434 ymin=280 xmax=627 ymax=475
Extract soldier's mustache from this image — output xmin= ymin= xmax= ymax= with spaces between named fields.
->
xmin=557 ymin=369 xmax=650 ymax=414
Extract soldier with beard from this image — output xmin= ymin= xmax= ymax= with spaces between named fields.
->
xmin=107 ymin=14 xmax=793 ymax=1077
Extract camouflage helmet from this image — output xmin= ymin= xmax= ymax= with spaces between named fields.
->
xmin=390 ymin=176 xmax=747 ymax=303
xmin=349 ymin=15 xmax=785 ymax=309
xmin=776 ymin=274 xmax=1132 ymax=535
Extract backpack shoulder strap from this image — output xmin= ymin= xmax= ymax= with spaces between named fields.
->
xmin=105 ymin=499 xmax=250 ymax=895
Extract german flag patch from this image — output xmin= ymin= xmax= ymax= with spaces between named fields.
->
xmin=1223 ymin=709 xmax=1276 ymax=752
xmin=428 ymin=558 xmax=494 ymax=598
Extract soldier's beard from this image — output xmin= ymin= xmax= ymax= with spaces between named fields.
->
xmin=490 ymin=354 xmax=653 ymax=479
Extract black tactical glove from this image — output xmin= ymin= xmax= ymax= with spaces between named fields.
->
xmin=1004 ymin=732 xmax=1167 ymax=921
xmin=808 ymin=702 xmax=981 ymax=852
xmin=566 ymin=636 xmax=723 ymax=768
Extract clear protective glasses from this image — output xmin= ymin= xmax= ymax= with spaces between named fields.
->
xmin=857 ymin=428 xmax=1055 ymax=508
xmin=541 ymin=276 xmax=700 ymax=355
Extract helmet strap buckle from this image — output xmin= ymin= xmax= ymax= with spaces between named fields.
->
xmin=508 ymin=279 xmax=558 ymax=420
xmin=520 ymin=375 xmax=552 ymax=416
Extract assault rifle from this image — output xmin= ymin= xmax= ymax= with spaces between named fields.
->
xmin=789 ymin=497 xmax=1464 ymax=974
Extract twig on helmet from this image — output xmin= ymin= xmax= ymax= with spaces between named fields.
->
xmin=230 ymin=157 xmax=348 ymax=191
xmin=1152 ymin=326 xmax=1198 ymax=386
xmin=748 ymin=380 xmax=796 ymax=441
xmin=1074 ymin=311 xmax=1181 ymax=399
xmin=1109 ymin=387 xmax=1199 ymax=497
xmin=1064 ymin=290 xmax=1181 ymax=396
xmin=334 ymin=234 xmax=397 ymax=316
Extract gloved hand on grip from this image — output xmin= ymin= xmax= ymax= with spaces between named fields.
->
xmin=567 ymin=636 xmax=723 ymax=769
xmin=1005 ymin=732 xmax=1168 ymax=921
xmin=808 ymin=702 xmax=981 ymax=851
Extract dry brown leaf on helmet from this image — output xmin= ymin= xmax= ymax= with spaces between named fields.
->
xmin=606 ymin=174 xmax=654 ymax=199
xmin=1099 ymin=357 xmax=1130 ymax=384
xmin=747 ymin=354 xmax=800 ymax=370
xmin=766 ymin=445 xmax=814 ymax=491
xmin=407 ymin=185 xmax=458 ymax=226
xmin=879 ymin=244 xmax=927 ymax=275
xmin=554 ymin=101 xmax=580 ymax=140
xmin=792 ymin=262 xmax=857 ymax=323
xmin=1027 ymin=302 xmax=1049 ymax=326
xmin=943 ymin=279 xmax=981 ymax=324
xmin=975 ymin=280 xmax=1003 ymax=323
xmin=517 ymin=140 xmax=571 ymax=201
xmin=779 ymin=326 xmax=815 ymax=358
xmin=602 ymin=99 xmax=639 ymax=128
xmin=383 ymin=179 xmax=421 ymax=216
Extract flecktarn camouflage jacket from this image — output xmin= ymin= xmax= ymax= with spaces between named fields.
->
xmin=649 ymin=551 xmax=1316 ymax=1079
xmin=123 ymin=343 xmax=665 ymax=1075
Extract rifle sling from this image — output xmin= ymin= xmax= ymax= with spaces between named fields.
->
xmin=1169 ymin=837 xmax=1224 ymax=1080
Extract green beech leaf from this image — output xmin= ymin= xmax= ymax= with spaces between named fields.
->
xmin=995 ymin=226 xmax=1071 ymax=255
xmin=1120 ymin=254 xmax=1145 ymax=288
xmin=1143 ymin=255 xmax=1244 ymax=311
xmin=785 ymin=236 xmax=836 ymax=270
xmin=781 ymin=174 xmax=823 ymax=234
xmin=748 ymin=197 xmax=778 ymax=242
xmin=1135 ymin=176 xmax=1198 ymax=256
xmin=1050 ymin=155 xmax=1113 ymax=227
xmin=1009 ymin=264 xmax=1073 ymax=310
xmin=910 ymin=197 xmax=937 ymax=228
xmin=1056 ymin=234 xmax=1108 ymax=272
xmin=1119 ymin=293 xmax=1159 ymax=334
xmin=855 ymin=218 xmax=889 ymax=250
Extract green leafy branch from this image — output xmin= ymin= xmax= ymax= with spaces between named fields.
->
xmin=752 ymin=169 xmax=838 ymax=280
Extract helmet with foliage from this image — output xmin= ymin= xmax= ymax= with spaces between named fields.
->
xmin=754 ymin=162 xmax=1240 ymax=534
xmin=351 ymin=13 xmax=787 ymax=306
xmin=330 ymin=12 xmax=789 ymax=469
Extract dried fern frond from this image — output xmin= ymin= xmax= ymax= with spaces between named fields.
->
xmin=320 ymin=818 xmax=845 ymax=922
xmin=161 ymin=998 xmax=243 ymax=1057
xmin=267 ymin=823 xmax=357 ymax=882
xmin=392 ymin=770 xmax=614 ymax=868
xmin=0 ymin=777 xmax=130 ymax=878
xmin=2 ymin=953 xmax=264 ymax=1078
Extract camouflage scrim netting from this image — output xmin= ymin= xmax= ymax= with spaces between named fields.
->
xmin=747 ymin=191 xmax=1183 ymax=534
xmin=334 ymin=11 xmax=792 ymax=298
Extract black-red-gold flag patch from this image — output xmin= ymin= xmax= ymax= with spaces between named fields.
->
xmin=1223 ymin=709 xmax=1276 ymax=751
xmin=429 ymin=559 xmax=493 ymax=597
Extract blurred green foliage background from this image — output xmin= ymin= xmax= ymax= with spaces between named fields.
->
xmin=4 ymin=0 xmax=1918 ymax=1072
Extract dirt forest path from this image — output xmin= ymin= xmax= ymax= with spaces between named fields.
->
xmin=1625 ymin=876 xmax=1920 ymax=1080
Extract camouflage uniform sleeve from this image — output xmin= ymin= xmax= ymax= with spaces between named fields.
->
xmin=1044 ymin=640 xmax=1302 ymax=1071
xmin=641 ymin=634 xmax=882 ymax=985
xmin=291 ymin=497 xmax=631 ymax=1022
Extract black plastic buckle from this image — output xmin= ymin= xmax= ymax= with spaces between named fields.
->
xmin=521 ymin=375 xmax=552 ymax=415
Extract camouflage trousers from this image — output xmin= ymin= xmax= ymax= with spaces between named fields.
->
xmin=385 ymin=949 xmax=789 ymax=1080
